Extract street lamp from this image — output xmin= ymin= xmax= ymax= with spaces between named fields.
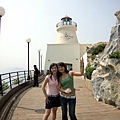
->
xmin=0 ymin=6 xmax=5 ymax=96
xmin=26 ymin=38 xmax=31 ymax=80
xmin=41 ymin=54 xmax=42 ymax=72
xmin=0 ymin=6 xmax=5 ymax=36
xmin=38 ymin=49 xmax=41 ymax=71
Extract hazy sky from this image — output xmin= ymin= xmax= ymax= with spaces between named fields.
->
xmin=0 ymin=0 xmax=120 ymax=73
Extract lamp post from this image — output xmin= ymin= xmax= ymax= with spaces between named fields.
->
xmin=0 ymin=6 xmax=5 ymax=37
xmin=26 ymin=38 xmax=31 ymax=80
xmin=0 ymin=6 xmax=5 ymax=96
xmin=38 ymin=49 xmax=41 ymax=71
xmin=41 ymin=54 xmax=42 ymax=73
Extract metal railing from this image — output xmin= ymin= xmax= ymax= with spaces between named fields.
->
xmin=0 ymin=70 xmax=45 ymax=120
xmin=0 ymin=70 xmax=34 ymax=96
xmin=56 ymin=21 xmax=77 ymax=27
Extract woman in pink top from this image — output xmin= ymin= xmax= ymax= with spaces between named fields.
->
xmin=42 ymin=63 xmax=61 ymax=120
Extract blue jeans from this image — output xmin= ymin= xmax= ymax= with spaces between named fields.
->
xmin=60 ymin=96 xmax=77 ymax=120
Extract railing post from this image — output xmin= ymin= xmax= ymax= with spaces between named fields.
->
xmin=9 ymin=73 xmax=12 ymax=90
xmin=0 ymin=75 xmax=3 ymax=96
xmin=29 ymin=71 xmax=31 ymax=80
xmin=17 ymin=72 xmax=19 ymax=85
xmin=24 ymin=71 xmax=26 ymax=82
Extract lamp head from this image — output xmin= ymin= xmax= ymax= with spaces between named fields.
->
xmin=26 ymin=38 xmax=31 ymax=43
xmin=0 ymin=6 xmax=5 ymax=17
xmin=38 ymin=49 xmax=41 ymax=52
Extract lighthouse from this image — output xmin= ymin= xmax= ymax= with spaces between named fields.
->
xmin=44 ymin=16 xmax=91 ymax=74
xmin=56 ymin=15 xmax=78 ymax=44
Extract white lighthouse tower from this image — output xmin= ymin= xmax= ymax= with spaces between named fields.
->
xmin=56 ymin=15 xmax=78 ymax=44
xmin=44 ymin=16 xmax=91 ymax=74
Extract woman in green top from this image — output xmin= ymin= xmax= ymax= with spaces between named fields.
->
xmin=58 ymin=57 xmax=84 ymax=120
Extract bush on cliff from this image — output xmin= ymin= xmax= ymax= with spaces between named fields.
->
xmin=85 ymin=66 xmax=96 ymax=80
xmin=109 ymin=51 xmax=120 ymax=59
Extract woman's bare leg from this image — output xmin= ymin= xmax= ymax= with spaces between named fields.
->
xmin=51 ymin=107 xmax=58 ymax=120
xmin=42 ymin=109 xmax=51 ymax=120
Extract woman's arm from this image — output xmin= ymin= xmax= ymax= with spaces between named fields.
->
xmin=58 ymin=82 xmax=71 ymax=94
xmin=69 ymin=57 xmax=84 ymax=77
xmin=80 ymin=57 xmax=84 ymax=75
xmin=42 ymin=76 xmax=48 ymax=97
xmin=57 ymin=82 xmax=65 ymax=93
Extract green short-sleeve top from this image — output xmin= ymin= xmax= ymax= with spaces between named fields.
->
xmin=60 ymin=73 xmax=75 ymax=94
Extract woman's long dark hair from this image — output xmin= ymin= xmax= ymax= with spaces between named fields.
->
xmin=49 ymin=63 xmax=61 ymax=82
xmin=57 ymin=62 xmax=69 ymax=74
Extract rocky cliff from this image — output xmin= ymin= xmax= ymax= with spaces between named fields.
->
xmin=88 ymin=11 xmax=120 ymax=109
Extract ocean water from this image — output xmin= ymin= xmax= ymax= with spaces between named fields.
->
xmin=0 ymin=67 xmax=25 ymax=74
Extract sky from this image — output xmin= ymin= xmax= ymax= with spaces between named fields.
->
xmin=0 ymin=0 xmax=120 ymax=74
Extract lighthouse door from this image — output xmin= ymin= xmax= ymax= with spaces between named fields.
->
xmin=65 ymin=63 xmax=72 ymax=71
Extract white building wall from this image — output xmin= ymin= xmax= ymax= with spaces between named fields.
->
xmin=44 ymin=43 xmax=92 ymax=74
xmin=80 ymin=44 xmax=91 ymax=57
xmin=44 ymin=43 xmax=81 ymax=73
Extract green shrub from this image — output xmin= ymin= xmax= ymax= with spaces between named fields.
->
xmin=91 ymin=44 xmax=106 ymax=55
xmin=13 ymin=79 xmax=19 ymax=84
xmin=109 ymin=51 xmax=120 ymax=59
xmin=2 ymin=81 xmax=9 ymax=91
xmin=85 ymin=66 xmax=96 ymax=80
xmin=90 ymin=54 xmax=96 ymax=60
xmin=13 ymin=79 xmax=23 ymax=84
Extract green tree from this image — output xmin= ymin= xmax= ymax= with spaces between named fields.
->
xmin=85 ymin=66 xmax=96 ymax=80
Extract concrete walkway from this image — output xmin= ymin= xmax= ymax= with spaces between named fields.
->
xmin=11 ymin=77 xmax=120 ymax=120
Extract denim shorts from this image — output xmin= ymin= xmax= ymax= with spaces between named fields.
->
xmin=45 ymin=94 xmax=61 ymax=109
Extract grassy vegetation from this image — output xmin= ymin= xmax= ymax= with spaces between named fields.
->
xmin=91 ymin=44 xmax=106 ymax=55
xmin=12 ymin=79 xmax=23 ymax=85
xmin=108 ymin=51 xmax=120 ymax=59
xmin=2 ymin=81 xmax=9 ymax=91
xmin=90 ymin=43 xmax=107 ymax=60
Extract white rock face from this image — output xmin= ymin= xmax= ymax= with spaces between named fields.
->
xmin=115 ymin=10 xmax=120 ymax=25
xmin=90 ymin=12 xmax=120 ymax=109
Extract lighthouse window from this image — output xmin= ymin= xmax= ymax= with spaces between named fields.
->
xmin=67 ymin=21 xmax=70 ymax=25
xmin=63 ymin=21 xmax=67 ymax=25
xmin=62 ymin=18 xmax=72 ymax=25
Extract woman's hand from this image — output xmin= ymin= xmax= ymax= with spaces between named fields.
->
xmin=64 ymin=88 xmax=71 ymax=93
xmin=80 ymin=57 xmax=84 ymax=67
xmin=45 ymin=96 xmax=50 ymax=104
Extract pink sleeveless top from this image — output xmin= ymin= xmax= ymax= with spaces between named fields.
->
xmin=47 ymin=75 xmax=59 ymax=95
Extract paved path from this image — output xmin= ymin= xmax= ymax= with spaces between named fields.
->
xmin=11 ymin=77 xmax=120 ymax=120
